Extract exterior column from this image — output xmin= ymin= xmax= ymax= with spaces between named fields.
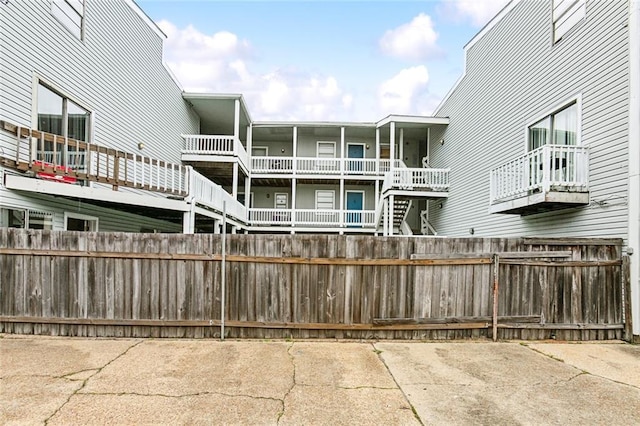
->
xmin=213 ymin=219 xmax=221 ymax=234
xmin=399 ymin=128 xmax=404 ymax=165
xmin=375 ymin=128 xmax=380 ymax=174
xmin=233 ymin=99 xmax=240 ymax=140
xmin=244 ymin=177 xmax=251 ymax=208
xmin=182 ymin=207 xmax=195 ymax=234
xmin=387 ymin=194 xmax=394 ymax=236
xmin=339 ymin=179 xmax=345 ymax=228
xmin=383 ymin=198 xmax=388 ymax=236
xmin=390 ymin=122 xmax=395 ymax=169
xmin=340 ymin=127 xmax=345 ymax=174
xmin=375 ymin=180 xmax=380 ymax=213
xmin=293 ymin=126 xmax=298 ymax=174
xmin=232 ymin=162 xmax=239 ymax=199
xmin=291 ymin=178 xmax=297 ymax=230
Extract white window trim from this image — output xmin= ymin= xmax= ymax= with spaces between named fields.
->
xmin=252 ymin=146 xmax=268 ymax=156
xmin=315 ymin=190 xmax=335 ymax=210
xmin=51 ymin=0 xmax=86 ymax=40
xmin=64 ymin=212 xmax=98 ymax=231
xmin=523 ymin=95 xmax=582 ymax=153
xmin=32 ymin=75 xmax=94 ymax=138
xmin=274 ymin=192 xmax=289 ymax=209
xmin=316 ymin=141 xmax=336 ymax=158
xmin=345 ymin=190 xmax=365 ymax=210
xmin=552 ymin=0 xmax=586 ymax=44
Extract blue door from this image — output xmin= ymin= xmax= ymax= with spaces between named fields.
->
xmin=347 ymin=144 xmax=364 ymax=172
xmin=346 ymin=191 xmax=363 ymax=226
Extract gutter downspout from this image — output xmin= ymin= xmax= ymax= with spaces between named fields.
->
xmin=628 ymin=0 xmax=640 ymax=339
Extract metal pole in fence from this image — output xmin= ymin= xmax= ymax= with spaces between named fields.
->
xmin=221 ymin=201 xmax=227 ymax=341
xmin=492 ymin=254 xmax=500 ymax=342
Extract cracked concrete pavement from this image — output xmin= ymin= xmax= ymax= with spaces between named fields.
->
xmin=1 ymin=335 xmax=639 ymax=425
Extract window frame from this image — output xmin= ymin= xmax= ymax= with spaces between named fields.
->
xmin=316 ymin=141 xmax=336 ymax=158
xmin=552 ymin=0 xmax=586 ymax=44
xmin=64 ymin=212 xmax=98 ymax=231
xmin=315 ymin=190 xmax=336 ymax=210
xmin=524 ymin=96 xmax=582 ymax=153
xmin=51 ymin=0 xmax=86 ymax=40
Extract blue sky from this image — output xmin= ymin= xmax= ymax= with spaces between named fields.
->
xmin=137 ymin=0 xmax=510 ymax=121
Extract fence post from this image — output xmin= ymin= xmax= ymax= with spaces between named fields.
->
xmin=492 ymin=254 xmax=500 ymax=342
xmin=221 ymin=201 xmax=227 ymax=341
xmin=623 ymin=255 xmax=633 ymax=341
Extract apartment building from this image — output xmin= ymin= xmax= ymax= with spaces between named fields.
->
xmin=0 ymin=0 xmax=638 ymax=337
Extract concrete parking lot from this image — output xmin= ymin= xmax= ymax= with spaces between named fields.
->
xmin=1 ymin=335 xmax=639 ymax=425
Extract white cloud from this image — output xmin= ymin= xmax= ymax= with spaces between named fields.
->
xmin=378 ymin=66 xmax=431 ymax=115
xmin=379 ymin=13 xmax=440 ymax=61
xmin=443 ymin=0 xmax=511 ymax=27
xmin=158 ymin=21 xmax=354 ymax=121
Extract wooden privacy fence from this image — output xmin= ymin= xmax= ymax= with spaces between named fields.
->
xmin=0 ymin=229 xmax=631 ymax=340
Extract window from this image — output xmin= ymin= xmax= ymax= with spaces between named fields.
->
xmin=552 ymin=0 xmax=585 ymax=43
xmin=37 ymin=83 xmax=90 ymax=169
xmin=528 ymin=102 xmax=578 ymax=151
xmin=64 ymin=212 xmax=98 ymax=231
xmin=315 ymin=190 xmax=335 ymax=210
xmin=1 ymin=208 xmax=53 ymax=230
xmin=252 ymin=146 xmax=268 ymax=156
xmin=51 ymin=0 xmax=85 ymax=40
xmin=317 ymin=142 xmax=336 ymax=158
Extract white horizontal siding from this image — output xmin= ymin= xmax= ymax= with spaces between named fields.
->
xmin=0 ymin=0 xmax=199 ymax=166
xmin=431 ymin=0 xmax=630 ymax=242
xmin=0 ymin=170 xmax=181 ymax=232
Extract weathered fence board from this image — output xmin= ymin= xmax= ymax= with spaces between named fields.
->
xmin=0 ymin=229 xmax=628 ymax=340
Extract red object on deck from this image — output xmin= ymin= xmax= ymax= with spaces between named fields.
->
xmin=33 ymin=160 xmax=78 ymax=184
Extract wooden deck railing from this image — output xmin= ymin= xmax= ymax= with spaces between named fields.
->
xmin=2 ymin=121 xmax=188 ymax=195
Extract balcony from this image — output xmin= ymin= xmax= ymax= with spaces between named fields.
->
xmin=248 ymin=208 xmax=376 ymax=229
xmin=250 ymin=157 xmax=406 ymax=176
xmin=489 ymin=145 xmax=589 ymax=215
xmin=181 ymin=134 xmax=249 ymax=174
xmin=381 ymin=168 xmax=450 ymax=194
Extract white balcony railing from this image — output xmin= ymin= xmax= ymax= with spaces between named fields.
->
xmin=182 ymin=134 xmax=249 ymax=171
xmin=248 ymin=208 xmax=376 ymax=228
xmin=489 ymin=144 xmax=589 ymax=204
xmin=252 ymin=156 xmax=294 ymax=173
xmin=382 ymin=168 xmax=450 ymax=193
xmin=251 ymin=157 xmax=408 ymax=176
xmin=189 ymin=168 xmax=247 ymax=222
xmin=182 ymin=135 xmax=235 ymax=155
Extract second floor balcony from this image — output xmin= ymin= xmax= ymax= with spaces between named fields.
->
xmin=251 ymin=156 xmax=406 ymax=176
xmin=181 ymin=134 xmax=250 ymax=175
xmin=489 ymin=144 xmax=590 ymax=215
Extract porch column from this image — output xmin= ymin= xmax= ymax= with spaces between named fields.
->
xmin=383 ymin=198 xmax=388 ymax=236
xmin=291 ymin=178 xmax=297 ymax=230
xmin=244 ymin=177 xmax=251 ymax=208
xmin=387 ymin=194 xmax=394 ymax=236
xmin=247 ymin=124 xmax=253 ymax=168
xmin=233 ymin=99 xmax=240 ymax=140
xmin=213 ymin=219 xmax=221 ymax=234
xmin=390 ymin=122 xmax=395 ymax=169
xmin=399 ymin=128 xmax=404 ymax=165
xmin=375 ymin=180 xmax=380 ymax=213
xmin=183 ymin=206 xmax=195 ymax=234
xmin=339 ymin=179 xmax=345 ymax=228
xmin=232 ymin=162 xmax=239 ymax=199
xmin=375 ymin=128 xmax=380 ymax=174
xmin=340 ymin=126 xmax=345 ymax=174
xmin=293 ymin=126 xmax=298 ymax=174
